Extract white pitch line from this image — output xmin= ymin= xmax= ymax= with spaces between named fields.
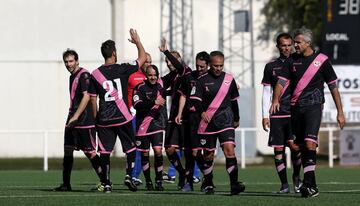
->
xmin=0 ymin=193 xmax=163 ymax=199
xmin=326 ymin=190 xmax=360 ymax=193
xmin=0 ymin=190 xmax=359 ymax=199
xmin=3 ymin=182 xmax=360 ymax=188
xmin=213 ymin=182 xmax=360 ymax=186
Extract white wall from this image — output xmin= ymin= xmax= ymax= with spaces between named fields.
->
xmin=0 ymin=0 xmax=274 ymax=157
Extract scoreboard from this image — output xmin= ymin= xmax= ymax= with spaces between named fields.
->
xmin=322 ymin=0 xmax=360 ymax=65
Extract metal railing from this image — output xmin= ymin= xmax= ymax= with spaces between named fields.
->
xmin=0 ymin=130 xmax=62 ymax=171
xmin=1 ymin=126 xmax=359 ymax=171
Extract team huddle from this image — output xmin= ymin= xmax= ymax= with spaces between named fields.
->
xmin=54 ymin=29 xmax=244 ymax=195
xmin=54 ymin=28 xmax=345 ymax=198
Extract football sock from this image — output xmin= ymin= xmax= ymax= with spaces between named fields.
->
xmin=226 ymin=157 xmax=239 ymax=185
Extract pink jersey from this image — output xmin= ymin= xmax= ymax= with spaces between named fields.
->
xmin=127 ymin=70 xmax=146 ymax=107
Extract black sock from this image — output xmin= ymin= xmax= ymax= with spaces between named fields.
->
xmin=184 ymin=149 xmax=195 ymax=184
xmin=274 ymin=150 xmax=288 ymax=187
xmin=226 ymin=157 xmax=238 ymax=185
xmin=100 ymin=154 xmax=110 ymax=185
xmin=303 ymin=149 xmax=317 ymax=188
xmin=195 ymin=152 xmax=205 ymax=173
xmin=167 ymin=151 xmax=185 ymax=175
xmin=154 ymin=155 xmax=164 ymax=182
xmin=126 ymin=150 xmax=136 ymax=177
xmin=62 ymin=155 xmax=74 ymax=186
xmin=141 ymin=154 xmax=151 ymax=183
xmin=88 ymin=154 xmax=103 ymax=182
xmin=202 ymin=158 xmax=214 ymax=185
xmin=291 ymin=151 xmax=301 ymax=178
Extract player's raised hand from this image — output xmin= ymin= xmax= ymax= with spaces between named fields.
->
xmin=158 ymin=37 xmax=167 ymax=52
xmin=128 ymin=28 xmax=141 ymax=44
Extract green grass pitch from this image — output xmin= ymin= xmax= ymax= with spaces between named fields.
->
xmin=0 ymin=166 xmax=359 ymax=206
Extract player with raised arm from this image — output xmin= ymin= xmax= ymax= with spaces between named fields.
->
xmin=127 ymin=52 xmax=152 ymax=186
xmin=90 ymin=29 xmax=146 ymax=193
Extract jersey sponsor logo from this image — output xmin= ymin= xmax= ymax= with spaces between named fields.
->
xmin=224 ymin=81 xmax=231 ymax=86
xmin=190 ymin=86 xmax=196 ymax=95
xmin=133 ymin=95 xmax=139 ymax=102
xmin=205 ymin=82 xmax=214 ymax=86
xmin=134 ymin=77 xmax=145 ymax=80
xmin=200 ymin=139 xmax=206 ymax=145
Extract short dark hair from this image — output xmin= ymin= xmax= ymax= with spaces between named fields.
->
xmin=146 ymin=64 xmax=159 ymax=78
xmin=101 ymin=40 xmax=116 ymax=59
xmin=63 ymin=49 xmax=78 ymax=61
xmin=276 ymin=33 xmax=292 ymax=45
xmin=195 ymin=51 xmax=210 ymax=64
xmin=210 ymin=50 xmax=224 ymax=59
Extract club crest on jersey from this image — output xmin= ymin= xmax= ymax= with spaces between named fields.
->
xmin=292 ymin=66 xmax=296 ymax=72
xmin=200 ymin=139 xmax=206 ymax=145
xmin=136 ymin=141 xmax=141 ymax=146
xmin=313 ymin=60 xmax=321 ymax=67
xmin=133 ymin=95 xmax=139 ymax=102
xmin=224 ymin=81 xmax=231 ymax=86
xmin=190 ymin=86 xmax=196 ymax=95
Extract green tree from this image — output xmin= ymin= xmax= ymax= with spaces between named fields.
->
xmin=258 ymin=0 xmax=322 ymax=48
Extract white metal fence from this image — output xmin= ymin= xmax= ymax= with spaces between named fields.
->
xmin=1 ymin=126 xmax=359 ymax=171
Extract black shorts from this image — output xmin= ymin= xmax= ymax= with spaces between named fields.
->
xmin=97 ymin=121 xmax=136 ymax=154
xmin=136 ymin=132 xmax=164 ymax=152
xmin=268 ymin=117 xmax=292 ymax=148
xmin=291 ymin=104 xmax=322 ymax=145
xmin=199 ymin=129 xmax=236 ymax=151
xmin=183 ymin=112 xmax=202 ymax=150
xmin=164 ymin=122 xmax=184 ymax=148
xmin=64 ymin=127 xmax=96 ymax=153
